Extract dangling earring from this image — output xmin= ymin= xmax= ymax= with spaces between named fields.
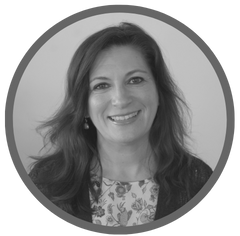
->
xmin=84 ymin=117 xmax=89 ymax=129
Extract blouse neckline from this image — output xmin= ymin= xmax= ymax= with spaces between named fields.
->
xmin=91 ymin=173 xmax=154 ymax=184
xmin=102 ymin=176 xmax=154 ymax=184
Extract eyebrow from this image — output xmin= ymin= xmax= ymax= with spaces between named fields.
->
xmin=90 ymin=69 xmax=148 ymax=83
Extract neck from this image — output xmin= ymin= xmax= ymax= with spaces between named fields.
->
xmin=95 ymin=134 xmax=156 ymax=182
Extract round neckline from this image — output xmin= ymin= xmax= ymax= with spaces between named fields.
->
xmin=102 ymin=176 xmax=153 ymax=184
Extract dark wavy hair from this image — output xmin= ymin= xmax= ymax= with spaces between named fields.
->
xmin=30 ymin=22 xmax=192 ymax=215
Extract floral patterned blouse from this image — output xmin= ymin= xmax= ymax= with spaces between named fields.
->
xmin=89 ymin=175 xmax=159 ymax=226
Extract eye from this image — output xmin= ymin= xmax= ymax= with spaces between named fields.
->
xmin=91 ymin=77 xmax=144 ymax=91
xmin=128 ymin=77 xmax=144 ymax=84
xmin=93 ymin=83 xmax=110 ymax=91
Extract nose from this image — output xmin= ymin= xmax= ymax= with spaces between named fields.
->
xmin=111 ymin=85 xmax=132 ymax=108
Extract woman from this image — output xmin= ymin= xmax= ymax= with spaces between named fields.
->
xmin=29 ymin=22 xmax=213 ymax=226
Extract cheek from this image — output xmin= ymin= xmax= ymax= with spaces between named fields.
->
xmin=88 ymin=94 xmax=108 ymax=118
xmin=141 ymin=87 xmax=159 ymax=111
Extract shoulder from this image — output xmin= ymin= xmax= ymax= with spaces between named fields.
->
xmin=188 ymin=155 xmax=213 ymax=179
xmin=28 ymin=151 xmax=64 ymax=197
xmin=29 ymin=155 xmax=56 ymax=182
xmin=28 ymin=166 xmax=49 ymax=197
xmin=186 ymin=155 xmax=213 ymax=193
xmin=171 ymin=155 xmax=213 ymax=203
xmin=154 ymin=155 xmax=213 ymax=218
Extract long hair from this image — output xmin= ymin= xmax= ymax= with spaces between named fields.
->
xmin=30 ymin=22 xmax=192 ymax=214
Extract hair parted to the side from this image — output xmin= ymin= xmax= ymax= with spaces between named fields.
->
xmin=30 ymin=22 xmax=192 ymax=215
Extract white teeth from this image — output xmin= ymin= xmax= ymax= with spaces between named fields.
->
xmin=110 ymin=111 xmax=138 ymax=121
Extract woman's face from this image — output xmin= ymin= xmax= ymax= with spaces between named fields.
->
xmin=88 ymin=45 xmax=159 ymax=145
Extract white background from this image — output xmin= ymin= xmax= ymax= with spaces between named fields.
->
xmin=13 ymin=11 xmax=226 ymax=172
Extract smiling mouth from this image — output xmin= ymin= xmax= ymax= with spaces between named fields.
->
xmin=108 ymin=110 xmax=140 ymax=122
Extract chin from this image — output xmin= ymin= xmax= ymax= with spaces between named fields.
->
xmin=110 ymin=132 xmax=146 ymax=144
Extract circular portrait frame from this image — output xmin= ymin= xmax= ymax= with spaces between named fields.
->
xmin=3 ymin=3 xmax=237 ymax=235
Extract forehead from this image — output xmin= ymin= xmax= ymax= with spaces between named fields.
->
xmin=89 ymin=45 xmax=150 ymax=77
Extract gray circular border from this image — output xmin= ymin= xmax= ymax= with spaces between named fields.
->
xmin=5 ymin=5 xmax=234 ymax=235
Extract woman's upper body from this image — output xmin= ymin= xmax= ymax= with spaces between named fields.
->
xmin=29 ymin=151 xmax=213 ymax=224
xmin=28 ymin=22 xmax=213 ymax=226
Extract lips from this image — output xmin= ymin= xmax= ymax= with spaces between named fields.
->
xmin=108 ymin=110 xmax=141 ymax=118
xmin=108 ymin=110 xmax=140 ymax=122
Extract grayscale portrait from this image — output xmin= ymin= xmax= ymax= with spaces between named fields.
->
xmin=10 ymin=8 xmax=230 ymax=234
